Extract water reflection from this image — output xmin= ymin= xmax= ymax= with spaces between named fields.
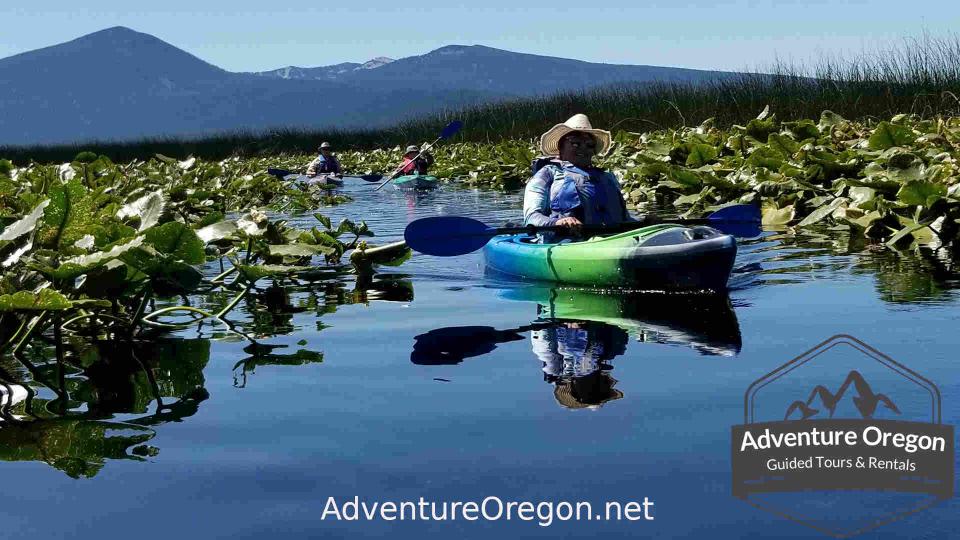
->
xmin=0 ymin=271 xmax=414 ymax=476
xmin=533 ymin=321 xmax=627 ymax=409
xmin=858 ymin=247 xmax=960 ymax=304
xmin=0 ymin=338 xmax=209 ymax=477
xmin=411 ymin=287 xmax=742 ymax=409
xmin=505 ymin=286 xmax=742 ymax=357
xmin=749 ymin=227 xmax=960 ymax=304
xmin=0 ymin=419 xmax=155 ymax=478
xmin=232 ymin=343 xmax=324 ymax=388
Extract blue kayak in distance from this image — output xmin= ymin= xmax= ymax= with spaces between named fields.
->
xmin=392 ymin=174 xmax=439 ymax=190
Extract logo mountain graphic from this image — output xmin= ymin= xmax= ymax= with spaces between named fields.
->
xmin=735 ymin=336 xmax=953 ymax=537
xmin=783 ymin=370 xmax=902 ymax=420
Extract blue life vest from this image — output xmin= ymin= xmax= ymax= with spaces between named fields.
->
xmin=316 ymin=155 xmax=340 ymax=174
xmin=542 ymin=163 xmax=618 ymax=225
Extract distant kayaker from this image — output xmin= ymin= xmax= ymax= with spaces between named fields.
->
xmin=524 ymin=114 xmax=633 ymax=234
xmin=306 ymin=142 xmax=342 ymax=177
xmin=398 ymin=145 xmax=434 ymax=175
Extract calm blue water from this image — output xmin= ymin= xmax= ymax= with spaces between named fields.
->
xmin=1 ymin=180 xmax=958 ymax=539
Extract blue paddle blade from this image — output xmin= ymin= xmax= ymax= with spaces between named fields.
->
xmin=351 ymin=174 xmax=384 ymax=182
xmin=708 ymin=203 xmax=761 ymax=224
xmin=404 ymin=216 xmax=496 ymax=256
xmin=705 ymin=204 xmax=762 ymax=238
xmin=711 ymin=222 xmax=762 ymax=238
xmin=440 ymin=120 xmax=464 ymax=139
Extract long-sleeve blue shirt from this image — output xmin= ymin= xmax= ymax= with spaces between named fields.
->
xmin=523 ymin=161 xmax=633 ymax=227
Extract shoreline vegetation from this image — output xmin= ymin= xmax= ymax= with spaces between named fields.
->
xmin=3 ymin=35 xmax=960 ymax=165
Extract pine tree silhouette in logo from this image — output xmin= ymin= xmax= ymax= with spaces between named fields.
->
xmin=784 ymin=370 xmax=902 ymax=420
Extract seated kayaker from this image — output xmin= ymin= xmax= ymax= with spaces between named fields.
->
xmin=306 ymin=141 xmax=342 ymax=177
xmin=398 ymin=145 xmax=434 ymax=175
xmin=523 ymin=114 xmax=634 ymax=238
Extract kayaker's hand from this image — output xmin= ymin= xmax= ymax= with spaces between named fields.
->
xmin=555 ymin=217 xmax=583 ymax=229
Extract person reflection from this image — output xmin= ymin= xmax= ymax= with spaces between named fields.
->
xmin=532 ymin=320 xmax=628 ymax=410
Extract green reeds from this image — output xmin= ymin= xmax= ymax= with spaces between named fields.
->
xmin=4 ymin=35 xmax=960 ymax=164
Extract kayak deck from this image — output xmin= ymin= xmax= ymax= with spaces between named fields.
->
xmin=393 ymin=174 xmax=439 ymax=190
xmin=302 ymin=174 xmax=344 ymax=186
xmin=483 ymin=224 xmax=737 ymax=291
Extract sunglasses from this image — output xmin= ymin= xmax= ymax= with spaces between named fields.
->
xmin=563 ymin=138 xmax=597 ymax=150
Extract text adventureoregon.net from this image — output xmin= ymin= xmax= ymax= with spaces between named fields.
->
xmin=320 ymin=496 xmax=655 ymax=527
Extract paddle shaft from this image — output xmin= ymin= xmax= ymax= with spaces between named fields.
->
xmin=268 ymin=168 xmax=381 ymax=181
xmin=485 ymin=217 xmax=753 ymax=237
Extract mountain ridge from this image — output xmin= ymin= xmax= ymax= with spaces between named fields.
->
xmin=0 ymin=26 xmax=735 ymax=146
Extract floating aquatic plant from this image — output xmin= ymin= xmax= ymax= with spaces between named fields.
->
xmin=0 ymin=152 xmax=376 ymax=356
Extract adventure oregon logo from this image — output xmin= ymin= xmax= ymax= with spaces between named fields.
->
xmin=732 ymin=335 xmax=954 ymax=537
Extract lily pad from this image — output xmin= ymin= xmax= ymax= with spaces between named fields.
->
xmin=868 ymin=122 xmax=917 ymax=150
xmin=52 ymin=236 xmax=145 ymax=280
xmin=144 ymin=222 xmax=204 ymax=264
xmin=818 ymin=110 xmax=847 ymax=131
xmin=847 ymin=187 xmax=877 ymax=209
xmin=767 ymin=133 xmax=800 ymax=156
xmin=42 ymin=180 xmax=87 ymax=248
xmin=799 ymin=198 xmax=847 ymax=227
xmin=0 ymin=200 xmax=50 ymax=242
xmin=762 ymin=204 xmax=796 ymax=226
xmin=237 ymin=210 xmax=269 ymax=236
xmin=685 ymin=144 xmax=718 ymax=167
xmin=117 ymin=191 xmax=165 ymax=232
xmin=885 ymin=221 xmax=931 ymax=248
xmin=267 ymin=244 xmax=336 ymax=258
xmin=897 ymin=180 xmax=947 ymax=208
xmin=196 ymin=220 xmax=238 ymax=244
xmin=234 ymin=264 xmax=314 ymax=282
xmin=0 ymin=288 xmax=73 ymax=311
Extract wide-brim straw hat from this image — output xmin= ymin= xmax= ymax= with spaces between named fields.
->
xmin=540 ymin=114 xmax=612 ymax=157
xmin=553 ymin=372 xmax=623 ymax=410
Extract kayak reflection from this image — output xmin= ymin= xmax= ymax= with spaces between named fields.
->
xmin=411 ymin=287 xmax=742 ymax=409
xmin=503 ymin=286 xmax=742 ymax=357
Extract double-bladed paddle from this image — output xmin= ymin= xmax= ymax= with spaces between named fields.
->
xmin=403 ymin=204 xmax=762 ymax=257
xmin=266 ymin=168 xmax=383 ymax=182
xmin=373 ymin=120 xmax=464 ymax=192
xmin=411 ymin=323 xmax=553 ymax=365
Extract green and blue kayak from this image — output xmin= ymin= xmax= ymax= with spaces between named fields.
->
xmin=483 ymin=224 xmax=737 ymax=291
xmin=393 ymin=174 xmax=439 ymax=190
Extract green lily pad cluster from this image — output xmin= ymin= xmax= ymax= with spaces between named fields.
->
xmin=600 ymin=109 xmax=960 ymax=250
xmin=0 ymin=152 xmax=375 ymax=354
xmin=327 ymin=109 xmax=960 ymax=246
xmin=330 ymin=141 xmax=536 ymax=189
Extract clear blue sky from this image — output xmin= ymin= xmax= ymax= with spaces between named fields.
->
xmin=2 ymin=1 xmax=957 ymax=72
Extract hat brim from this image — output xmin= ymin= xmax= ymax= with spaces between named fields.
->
xmin=540 ymin=124 xmax=611 ymax=157
xmin=553 ymin=375 xmax=623 ymax=409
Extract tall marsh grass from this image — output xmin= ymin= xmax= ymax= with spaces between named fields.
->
xmin=5 ymin=35 xmax=960 ymax=165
